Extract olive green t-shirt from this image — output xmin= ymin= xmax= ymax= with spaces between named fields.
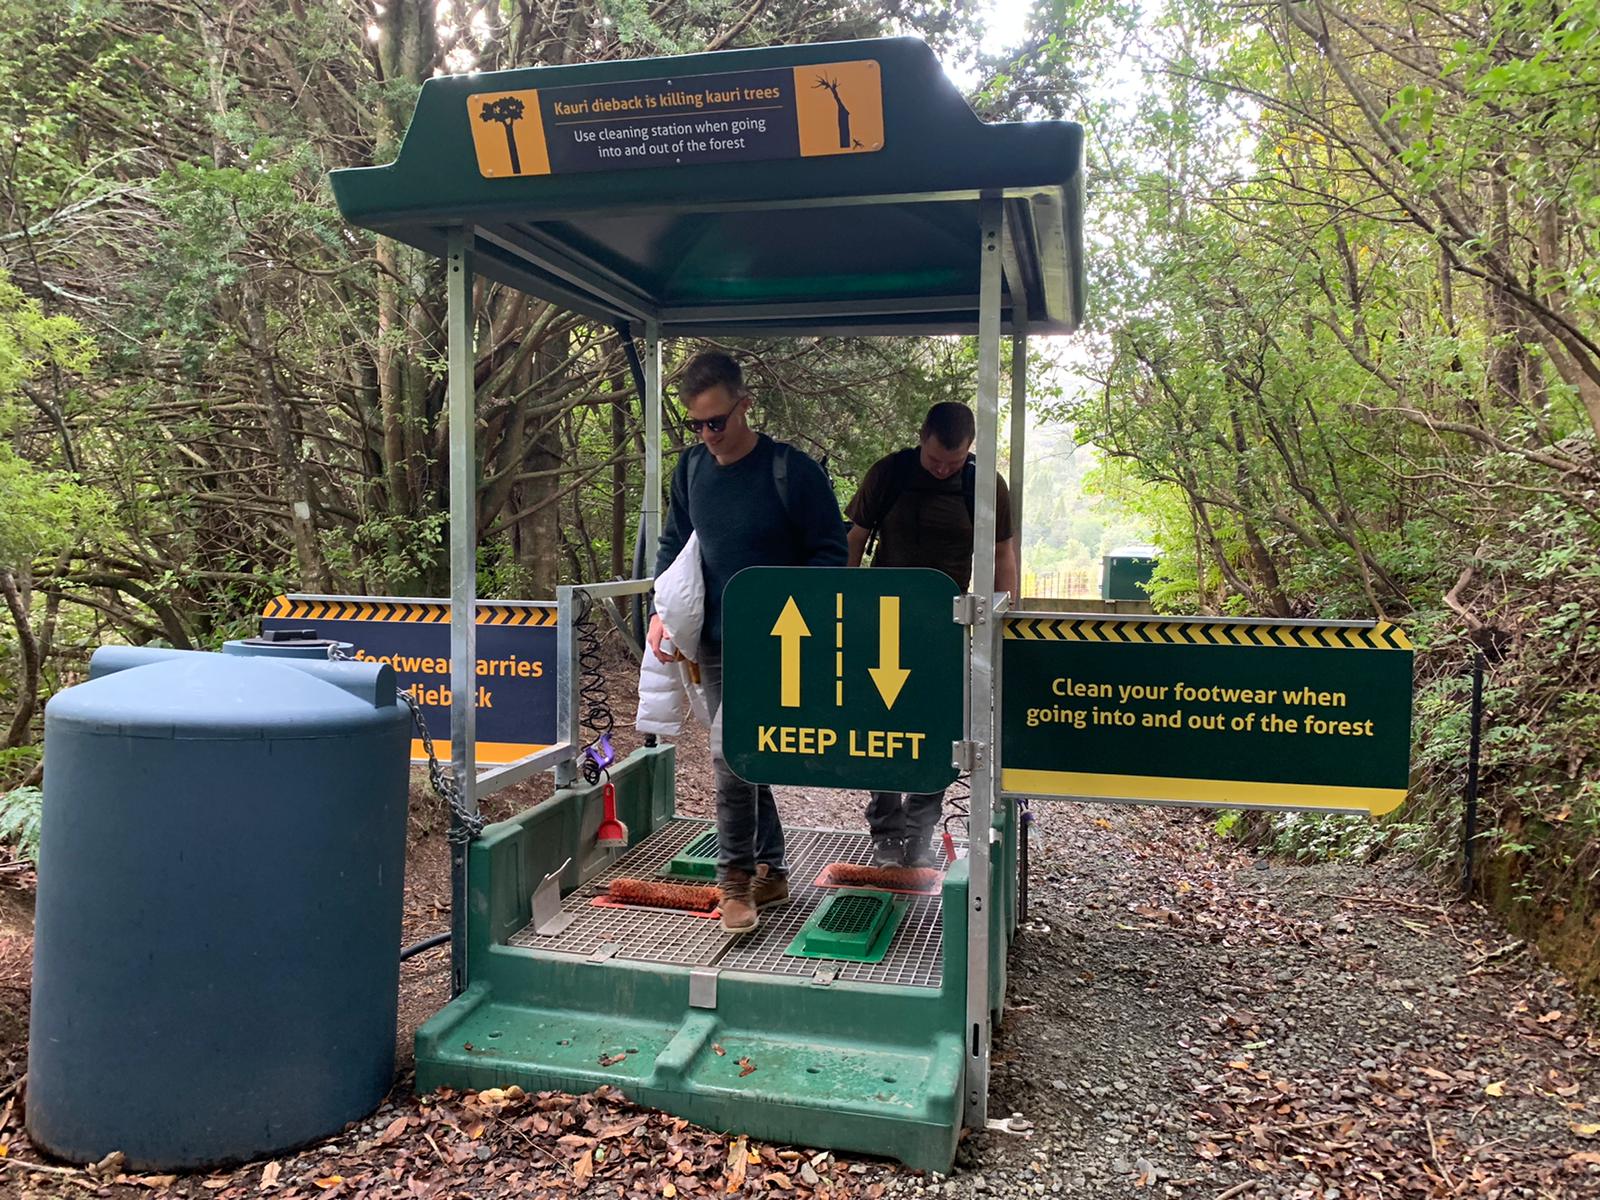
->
xmin=845 ymin=449 xmax=1013 ymax=589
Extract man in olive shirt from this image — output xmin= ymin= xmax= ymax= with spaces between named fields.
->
xmin=844 ymin=402 xmax=1017 ymax=865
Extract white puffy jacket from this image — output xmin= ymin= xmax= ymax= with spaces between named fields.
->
xmin=635 ymin=532 xmax=710 ymax=735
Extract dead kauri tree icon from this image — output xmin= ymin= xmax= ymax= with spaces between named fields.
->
xmin=480 ymin=95 xmax=526 ymax=174
xmin=814 ymin=74 xmax=851 ymax=149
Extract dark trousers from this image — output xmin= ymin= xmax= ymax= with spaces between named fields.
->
xmin=865 ymin=789 xmax=945 ymax=845
xmin=700 ymin=644 xmax=786 ymax=880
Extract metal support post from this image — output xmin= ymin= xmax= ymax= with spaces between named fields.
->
xmin=445 ymin=228 xmax=479 ymax=997
xmin=554 ymin=587 xmax=579 ymax=787
xmin=643 ymin=321 xmax=663 ymax=572
xmin=999 ymin=217 xmax=1029 ymax=584
xmin=963 ymin=196 xmax=1004 ymax=1128
xmin=1008 ymin=332 xmax=1028 ymax=581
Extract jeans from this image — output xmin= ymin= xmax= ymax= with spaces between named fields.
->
xmin=865 ymin=789 xmax=946 ymax=847
xmin=700 ymin=643 xmax=786 ymax=880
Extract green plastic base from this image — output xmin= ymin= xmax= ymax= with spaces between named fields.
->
xmin=413 ymin=745 xmax=1013 ymax=1173
xmin=418 ymin=985 xmax=964 ymax=1170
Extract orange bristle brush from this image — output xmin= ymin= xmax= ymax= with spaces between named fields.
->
xmin=816 ymin=863 xmax=944 ymax=893
xmin=607 ymin=878 xmax=720 ymax=913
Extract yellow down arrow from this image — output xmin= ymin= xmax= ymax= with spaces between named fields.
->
xmin=869 ymin=595 xmax=911 ymax=709
xmin=771 ymin=596 xmax=811 ymax=708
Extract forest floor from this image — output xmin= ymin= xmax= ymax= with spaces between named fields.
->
xmin=2 ymin=650 xmax=1598 ymax=1198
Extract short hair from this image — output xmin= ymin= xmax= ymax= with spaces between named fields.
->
xmin=920 ymin=402 xmax=975 ymax=451
xmin=680 ymin=350 xmax=743 ymax=401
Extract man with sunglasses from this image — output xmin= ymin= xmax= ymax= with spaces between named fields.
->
xmin=650 ymin=350 xmax=847 ymax=933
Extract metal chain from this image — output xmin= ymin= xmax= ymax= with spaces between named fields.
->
xmin=396 ymin=687 xmax=486 ymax=844
xmin=329 ymin=643 xmax=485 ymax=844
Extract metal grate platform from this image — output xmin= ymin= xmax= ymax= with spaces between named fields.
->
xmin=507 ymin=820 xmax=945 ymax=988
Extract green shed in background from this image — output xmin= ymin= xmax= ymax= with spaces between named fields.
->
xmin=1101 ymin=544 xmax=1158 ymax=601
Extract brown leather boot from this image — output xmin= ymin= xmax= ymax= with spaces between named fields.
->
xmin=718 ymin=869 xmax=758 ymax=933
xmin=753 ymin=863 xmax=790 ymax=909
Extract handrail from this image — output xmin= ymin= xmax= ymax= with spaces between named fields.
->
xmin=553 ymin=578 xmax=657 ymax=787
xmin=559 ymin=578 xmax=656 ymax=601
xmin=474 ymin=742 xmax=576 ymax=801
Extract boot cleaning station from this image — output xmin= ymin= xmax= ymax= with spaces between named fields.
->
xmin=320 ymin=35 xmax=1085 ymax=1171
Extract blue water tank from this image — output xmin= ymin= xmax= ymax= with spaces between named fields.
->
xmin=27 ymin=647 xmax=411 ymax=1170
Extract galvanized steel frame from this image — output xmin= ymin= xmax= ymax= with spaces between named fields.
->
xmin=1001 ymin=215 xmax=1030 ymax=580
xmin=553 ymin=578 xmax=657 ymax=791
xmin=446 ymin=229 xmax=479 ymax=997
xmin=438 ymin=206 xmax=1033 ymax=1139
xmin=643 ymin=322 xmax=662 ymax=569
xmin=960 ymin=195 xmax=1005 ymax=1126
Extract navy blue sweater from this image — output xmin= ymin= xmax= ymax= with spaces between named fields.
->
xmin=654 ymin=436 xmax=847 ymax=645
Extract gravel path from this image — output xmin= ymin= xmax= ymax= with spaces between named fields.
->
xmin=918 ymin=804 xmax=1600 ymax=1199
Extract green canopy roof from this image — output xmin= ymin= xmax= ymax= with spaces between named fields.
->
xmin=329 ymin=37 xmax=1084 ymax=336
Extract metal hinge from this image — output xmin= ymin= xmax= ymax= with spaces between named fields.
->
xmin=952 ymin=740 xmax=984 ymax=773
xmin=953 ymin=594 xmax=987 ymax=625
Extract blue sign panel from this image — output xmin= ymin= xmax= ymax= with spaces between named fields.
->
xmin=260 ymin=595 xmax=557 ymax=763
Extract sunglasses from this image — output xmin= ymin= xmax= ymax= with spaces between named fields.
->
xmin=683 ymin=401 xmax=742 ymax=435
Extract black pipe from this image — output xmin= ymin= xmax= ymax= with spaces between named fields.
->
xmin=632 ymin=508 xmax=648 ymax=642
xmin=615 ymin=320 xmax=651 ymax=645
xmin=1461 ymin=650 xmax=1485 ymax=894
xmin=1018 ymin=798 xmax=1030 ymax=924
xmin=401 ymin=930 xmax=451 ymax=962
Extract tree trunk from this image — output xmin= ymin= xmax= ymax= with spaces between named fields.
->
xmin=510 ymin=328 xmax=569 ymax=597
xmin=1 ymin=569 xmax=40 ymax=751
xmin=238 ymin=287 xmax=332 ymax=591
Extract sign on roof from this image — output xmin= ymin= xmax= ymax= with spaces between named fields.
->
xmin=721 ymin=567 xmax=961 ymax=794
xmin=260 ymin=595 xmax=556 ymax=765
xmin=467 ymin=60 xmax=884 ymax=178
xmin=1000 ymin=614 xmax=1414 ymax=815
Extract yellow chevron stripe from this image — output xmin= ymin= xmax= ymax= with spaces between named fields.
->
xmin=1003 ymin=616 xmax=1413 ymax=649
xmin=259 ymin=598 xmax=559 ymax=625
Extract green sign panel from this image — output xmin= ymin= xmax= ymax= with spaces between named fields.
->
xmin=1001 ymin=615 xmax=1414 ymax=816
xmin=722 ymin=567 xmax=962 ymax=793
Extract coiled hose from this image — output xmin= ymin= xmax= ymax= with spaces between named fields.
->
xmin=575 ymin=590 xmax=616 ymax=784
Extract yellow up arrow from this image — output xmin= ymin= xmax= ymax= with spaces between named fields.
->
xmin=868 ymin=595 xmax=911 ymax=709
xmin=771 ymin=597 xmax=811 ymax=708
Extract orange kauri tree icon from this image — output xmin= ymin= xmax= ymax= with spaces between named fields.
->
xmin=480 ymin=96 xmax=526 ymax=174
xmin=814 ymin=75 xmax=851 ymax=149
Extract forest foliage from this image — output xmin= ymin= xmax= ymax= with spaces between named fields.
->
xmin=1043 ymin=0 xmax=1600 ymax=967
xmin=0 ymin=0 xmax=1596 ymax=972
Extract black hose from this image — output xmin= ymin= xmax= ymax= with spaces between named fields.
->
xmin=575 ymin=592 xmax=614 ymax=784
xmin=615 ymin=319 xmax=652 ymax=645
xmin=400 ymin=931 xmax=451 ymax=961
xmin=632 ymin=507 xmax=649 ymax=642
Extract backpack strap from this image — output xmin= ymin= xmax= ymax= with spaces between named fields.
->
xmin=961 ymin=453 xmax=977 ymax=524
xmin=684 ymin=442 xmax=706 ymax=496
xmin=686 ymin=439 xmax=795 ymax=523
xmin=863 ymin=448 xmax=921 ymax=557
xmin=771 ymin=440 xmax=791 ymax=519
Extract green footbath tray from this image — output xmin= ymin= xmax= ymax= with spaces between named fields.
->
xmin=785 ymin=888 xmax=906 ymax=962
xmin=667 ymin=828 xmax=720 ymax=879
